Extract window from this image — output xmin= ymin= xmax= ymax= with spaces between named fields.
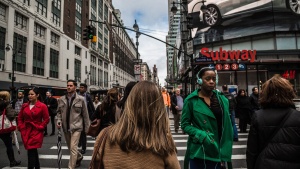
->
xmin=13 ymin=33 xmax=27 ymax=72
xmin=67 ymin=40 xmax=69 ymax=50
xmin=50 ymin=48 xmax=59 ymax=78
xmin=23 ymin=0 xmax=30 ymax=6
xmin=0 ymin=3 xmax=6 ymax=21
xmin=66 ymin=74 xmax=69 ymax=80
xmin=74 ymin=59 xmax=81 ymax=81
xmin=104 ymin=62 xmax=108 ymax=69
xmin=98 ymin=69 xmax=103 ymax=86
xmin=67 ymin=25 xmax=70 ymax=33
xmin=34 ymin=23 xmax=46 ymax=38
xmin=33 ymin=41 xmax=45 ymax=76
xmin=75 ymin=31 xmax=81 ymax=41
xmin=0 ymin=27 xmax=6 ymax=60
xmin=98 ymin=59 xmax=102 ymax=66
xmin=52 ymin=0 xmax=61 ymax=10
xmin=75 ymin=17 xmax=81 ymax=26
xmin=91 ymin=55 xmax=96 ymax=63
xmin=36 ymin=0 xmax=48 ymax=17
xmin=14 ymin=12 xmax=28 ymax=30
xmin=75 ymin=46 xmax=81 ymax=55
xmin=67 ymin=9 xmax=70 ymax=17
xmin=51 ymin=13 xmax=60 ymax=26
xmin=66 ymin=58 xmax=69 ymax=69
xmin=51 ymin=32 xmax=59 ymax=46
xmin=104 ymin=71 xmax=108 ymax=87
xmin=90 ymin=65 xmax=96 ymax=85
xmin=76 ymin=1 xmax=82 ymax=14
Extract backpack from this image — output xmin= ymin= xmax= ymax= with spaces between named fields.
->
xmin=224 ymin=93 xmax=236 ymax=111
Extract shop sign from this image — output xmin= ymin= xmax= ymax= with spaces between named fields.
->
xmin=282 ymin=70 xmax=296 ymax=79
xmin=201 ymin=47 xmax=256 ymax=63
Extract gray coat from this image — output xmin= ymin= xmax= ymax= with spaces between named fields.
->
xmin=56 ymin=93 xmax=90 ymax=133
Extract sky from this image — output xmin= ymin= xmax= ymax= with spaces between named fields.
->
xmin=112 ymin=0 xmax=169 ymax=86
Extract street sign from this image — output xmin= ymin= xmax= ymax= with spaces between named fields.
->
xmin=186 ymin=40 xmax=193 ymax=55
xmin=134 ymin=65 xmax=140 ymax=74
xmin=215 ymin=64 xmax=222 ymax=70
xmin=133 ymin=59 xmax=142 ymax=63
xmin=223 ymin=64 xmax=230 ymax=70
xmin=231 ymin=63 xmax=239 ymax=70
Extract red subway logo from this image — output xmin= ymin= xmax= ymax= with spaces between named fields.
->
xmin=201 ymin=47 xmax=256 ymax=63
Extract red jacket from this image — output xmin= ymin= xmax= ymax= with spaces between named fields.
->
xmin=18 ymin=101 xmax=49 ymax=150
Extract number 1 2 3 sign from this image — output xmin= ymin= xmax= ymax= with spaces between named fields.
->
xmin=214 ymin=63 xmax=239 ymax=70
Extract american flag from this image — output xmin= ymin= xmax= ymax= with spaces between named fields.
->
xmin=57 ymin=128 xmax=62 ymax=169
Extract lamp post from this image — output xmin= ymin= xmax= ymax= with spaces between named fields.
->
xmin=133 ymin=20 xmax=141 ymax=82
xmin=5 ymin=44 xmax=21 ymax=100
xmin=170 ymin=0 xmax=207 ymax=93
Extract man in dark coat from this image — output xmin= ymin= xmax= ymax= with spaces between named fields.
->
xmin=43 ymin=91 xmax=58 ymax=136
xmin=78 ymin=83 xmax=95 ymax=154
xmin=249 ymin=87 xmax=260 ymax=113
xmin=171 ymin=88 xmax=184 ymax=133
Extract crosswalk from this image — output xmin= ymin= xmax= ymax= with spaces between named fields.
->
xmin=1 ymin=120 xmax=249 ymax=169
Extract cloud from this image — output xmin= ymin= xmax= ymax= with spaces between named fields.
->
xmin=112 ymin=0 xmax=168 ymax=86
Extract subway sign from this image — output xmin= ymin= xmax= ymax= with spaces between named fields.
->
xmin=201 ymin=47 xmax=256 ymax=63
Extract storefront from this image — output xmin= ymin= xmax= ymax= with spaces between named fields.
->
xmin=185 ymin=0 xmax=300 ymax=97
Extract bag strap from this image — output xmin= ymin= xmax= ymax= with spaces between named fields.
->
xmin=1 ymin=109 xmax=5 ymax=129
xmin=264 ymin=109 xmax=294 ymax=147
xmin=89 ymin=127 xmax=110 ymax=169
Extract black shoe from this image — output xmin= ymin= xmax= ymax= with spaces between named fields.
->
xmin=80 ymin=149 xmax=86 ymax=154
xmin=76 ymin=156 xmax=83 ymax=167
xmin=44 ymin=133 xmax=48 ymax=136
xmin=50 ymin=133 xmax=55 ymax=136
xmin=10 ymin=160 xmax=21 ymax=167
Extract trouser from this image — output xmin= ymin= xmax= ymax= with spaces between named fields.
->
xmin=239 ymin=118 xmax=248 ymax=133
xmin=230 ymin=110 xmax=239 ymax=139
xmin=165 ymin=106 xmax=169 ymax=116
xmin=79 ymin=131 xmax=87 ymax=151
xmin=64 ymin=131 xmax=82 ymax=169
xmin=173 ymin=110 xmax=182 ymax=131
xmin=0 ymin=132 xmax=16 ymax=163
xmin=28 ymin=148 xmax=40 ymax=169
xmin=45 ymin=115 xmax=56 ymax=134
xmin=190 ymin=158 xmax=222 ymax=169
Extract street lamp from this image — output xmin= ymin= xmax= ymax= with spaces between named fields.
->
xmin=133 ymin=19 xmax=141 ymax=81
xmin=5 ymin=44 xmax=21 ymax=100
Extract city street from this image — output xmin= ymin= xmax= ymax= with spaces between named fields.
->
xmin=0 ymin=116 xmax=248 ymax=169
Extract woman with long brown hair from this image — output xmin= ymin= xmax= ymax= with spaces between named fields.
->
xmin=90 ymin=81 xmax=180 ymax=169
xmin=246 ymin=75 xmax=300 ymax=169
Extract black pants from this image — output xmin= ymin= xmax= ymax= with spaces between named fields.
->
xmin=79 ymin=131 xmax=86 ymax=150
xmin=239 ymin=118 xmax=248 ymax=133
xmin=28 ymin=148 xmax=40 ymax=169
xmin=44 ymin=115 xmax=55 ymax=134
xmin=0 ymin=132 xmax=15 ymax=163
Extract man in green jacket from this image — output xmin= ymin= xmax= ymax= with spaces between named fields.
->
xmin=181 ymin=67 xmax=233 ymax=169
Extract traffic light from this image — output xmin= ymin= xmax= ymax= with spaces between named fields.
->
xmin=83 ymin=25 xmax=96 ymax=41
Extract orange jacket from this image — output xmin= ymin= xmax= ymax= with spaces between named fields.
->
xmin=162 ymin=91 xmax=171 ymax=107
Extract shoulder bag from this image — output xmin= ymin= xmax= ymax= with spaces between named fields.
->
xmin=87 ymin=119 xmax=101 ymax=137
xmin=0 ymin=109 xmax=17 ymax=134
xmin=89 ymin=127 xmax=110 ymax=169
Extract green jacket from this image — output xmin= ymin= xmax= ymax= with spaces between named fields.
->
xmin=181 ymin=89 xmax=233 ymax=169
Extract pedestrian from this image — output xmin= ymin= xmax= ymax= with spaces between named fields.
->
xmin=235 ymin=89 xmax=252 ymax=133
xmin=43 ymin=91 xmax=58 ymax=136
xmin=115 ymin=81 xmax=137 ymax=122
xmin=222 ymin=84 xmax=239 ymax=141
xmin=78 ymin=83 xmax=95 ymax=155
xmin=249 ymin=87 xmax=260 ymax=113
xmin=91 ymin=87 xmax=120 ymax=135
xmin=56 ymin=80 xmax=90 ymax=168
xmin=11 ymin=91 xmax=28 ymax=144
xmin=161 ymin=87 xmax=171 ymax=116
xmin=246 ymin=75 xmax=300 ymax=169
xmin=171 ymin=88 xmax=184 ymax=133
xmin=181 ymin=67 xmax=233 ymax=169
xmin=0 ymin=91 xmax=21 ymax=167
xmin=93 ymin=95 xmax=101 ymax=110
xmin=89 ymin=81 xmax=180 ymax=169
xmin=18 ymin=87 xmax=49 ymax=169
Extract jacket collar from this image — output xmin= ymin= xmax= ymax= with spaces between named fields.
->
xmin=185 ymin=89 xmax=223 ymax=101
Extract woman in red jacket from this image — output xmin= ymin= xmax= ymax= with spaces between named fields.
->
xmin=18 ymin=87 xmax=49 ymax=169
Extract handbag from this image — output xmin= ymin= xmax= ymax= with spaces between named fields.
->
xmin=0 ymin=109 xmax=17 ymax=134
xmin=87 ymin=119 xmax=101 ymax=137
xmin=89 ymin=127 xmax=110 ymax=169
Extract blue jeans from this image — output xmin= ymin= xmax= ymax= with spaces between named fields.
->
xmin=190 ymin=158 xmax=221 ymax=169
xmin=230 ymin=110 xmax=238 ymax=140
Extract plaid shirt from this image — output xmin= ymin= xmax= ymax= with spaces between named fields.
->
xmin=15 ymin=99 xmax=23 ymax=114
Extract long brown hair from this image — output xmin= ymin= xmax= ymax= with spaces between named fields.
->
xmin=109 ymin=81 xmax=176 ymax=156
xmin=97 ymin=88 xmax=119 ymax=116
xmin=260 ymin=75 xmax=296 ymax=109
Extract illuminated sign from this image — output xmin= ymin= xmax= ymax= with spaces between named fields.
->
xmin=201 ymin=47 xmax=256 ymax=62
xmin=282 ymin=70 xmax=296 ymax=79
